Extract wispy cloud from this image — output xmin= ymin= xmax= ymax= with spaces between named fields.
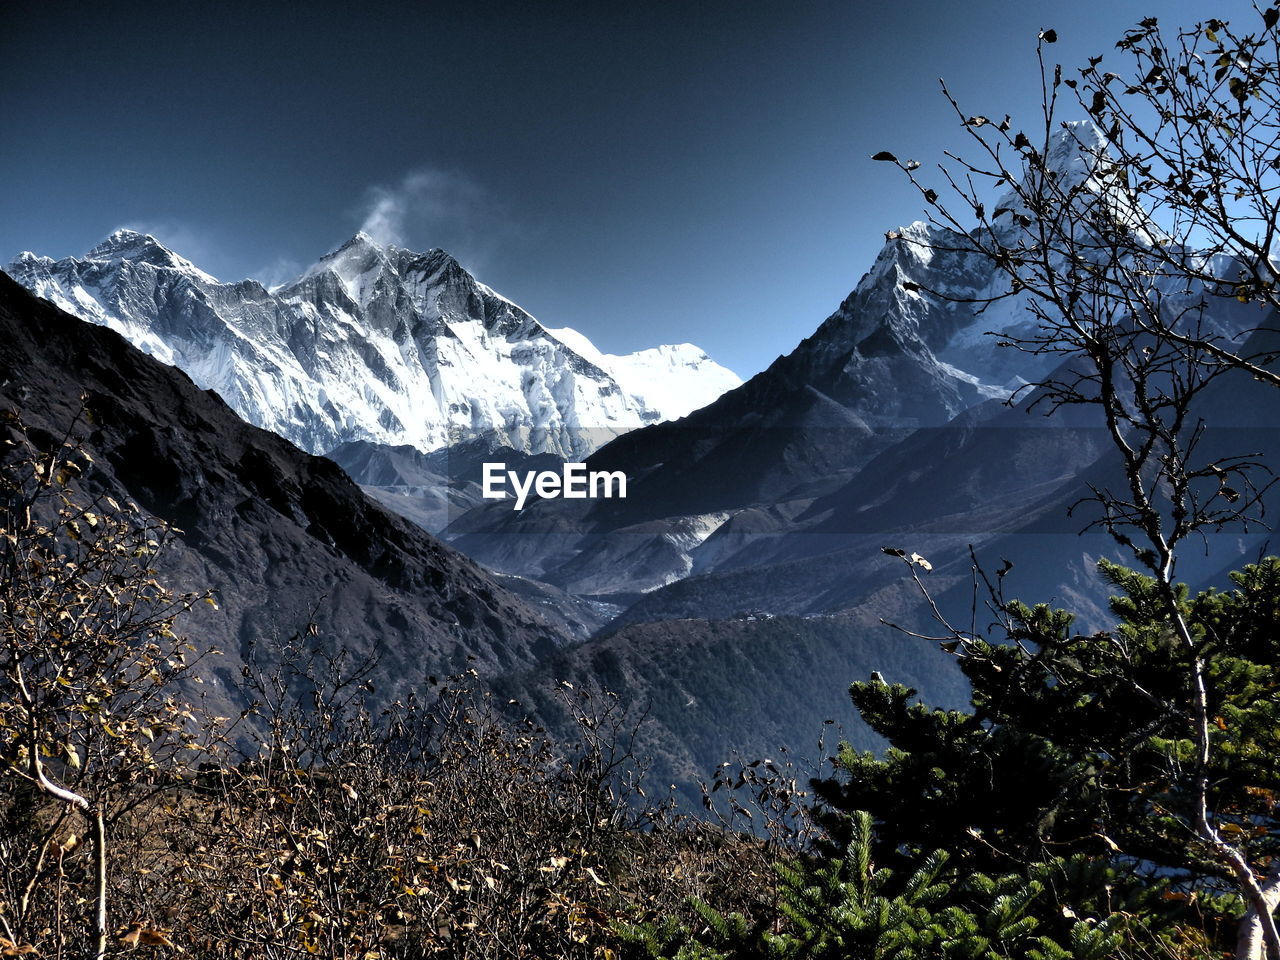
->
xmin=354 ymin=167 xmax=514 ymax=271
xmin=103 ymin=168 xmax=516 ymax=288
xmin=249 ymin=255 xmax=304 ymax=291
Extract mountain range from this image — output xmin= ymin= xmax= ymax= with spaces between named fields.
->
xmin=446 ymin=124 xmax=1269 ymax=606
xmin=0 ymin=269 xmax=968 ymax=795
xmin=7 ymin=123 xmax=1277 ymax=796
xmin=7 ymin=231 xmax=740 ymax=462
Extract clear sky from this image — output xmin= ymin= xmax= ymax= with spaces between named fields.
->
xmin=0 ymin=1 xmax=1260 ymax=379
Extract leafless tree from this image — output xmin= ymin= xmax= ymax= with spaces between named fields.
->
xmin=0 ymin=406 xmax=213 ymax=959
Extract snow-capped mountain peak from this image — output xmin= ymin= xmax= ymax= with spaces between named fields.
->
xmin=992 ymin=121 xmax=1161 ymax=245
xmin=298 ymin=231 xmax=394 ymax=304
xmin=6 ymin=232 xmax=741 ymax=459
xmin=1042 ymin=120 xmax=1107 ymax=183
xmin=987 ymin=122 xmax=1108 ymax=220
xmin=86 ymin=229 xmax=219 ymax=283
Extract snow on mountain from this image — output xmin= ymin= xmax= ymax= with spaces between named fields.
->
xmin=89 ymin=230 xmax=221 ymax=283
xmin=546 ymin=326 xmax=740 ymax=421
xmin=6 ymin=230 xmax=740 ymax=459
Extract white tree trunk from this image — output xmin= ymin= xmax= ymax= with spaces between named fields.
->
xmin=92 ymin=807 xmax=108 ymax=960
xmin=1237 ymin=861 xmax=1280 ymax=960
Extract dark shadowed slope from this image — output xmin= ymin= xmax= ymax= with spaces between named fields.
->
xmin=0 ymin=270 xmax=575 ymax=717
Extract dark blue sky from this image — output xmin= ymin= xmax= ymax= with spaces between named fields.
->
xmin=0 ymin=1 xmax=1257 ymax=378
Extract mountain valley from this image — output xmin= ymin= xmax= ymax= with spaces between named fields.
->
xmin=7 ymin=126 xmax=1277 ymax=795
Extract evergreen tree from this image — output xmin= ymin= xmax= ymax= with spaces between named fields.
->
xmin=620 ymin=810 xmax=1125 ymax=959
xmin=814 ymin=558 xmax=1280 ymax=954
